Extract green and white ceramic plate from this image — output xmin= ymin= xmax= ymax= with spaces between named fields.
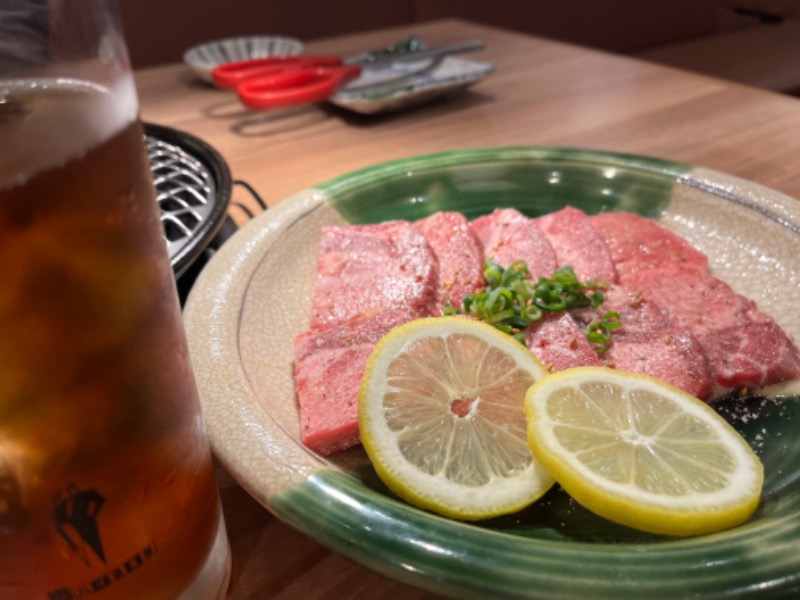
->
xmin=184 ymin=147 xmax=800 ymax=599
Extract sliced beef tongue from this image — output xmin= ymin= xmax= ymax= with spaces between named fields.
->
xmin=622 ymin=263 xmax=800 ymax=395
xmin=525 ymin=312 xmax=603 ymax=372
xmin=413 ymin=211 xmax=485 ymax=310
xmin=591 ymin=212 xmax=708 ymax=282
xmin=573 ymin=284 xmax=713 ymax=399
xmin=298 ymin=220 xmax=444 ymax=455
xmin=295 ymin=208 xmax=800 ymax=456
xmin=622 ymin=264 xmax=769 ymax=338
xmin=294 ymin=310 xmax=415 ymax=455
xmin=470 ymin=208 xmax=558 ymax=279
xmin=310 ymin=220 xmax=440 ymax=328
xmin=602 ymin=330 xmax=713 ymax=400
xmin=589 ymin=212 xmax=799 ymax=395
xmin=533 ymin=206 xmax=617 ymax=283
xmin=701 ymin=322 xmax=800 ymax=393
xmin=587 ymin=284 xmax=672 ymax=332
xmin=295 ymin=214 xmax=487 ymax=456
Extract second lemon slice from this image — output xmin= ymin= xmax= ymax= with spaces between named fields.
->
xmin=359 ymin=316 xmax=554 ymax=520
xmin=525 ymin=367 xmax=764 ymax=536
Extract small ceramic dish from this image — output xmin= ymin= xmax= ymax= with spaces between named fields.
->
xmin=330 ymin=55 xmax=494 ymax=114
xmin=184 ymin=147 xmax=800 ymax=598
xmin=183 ymin=35 xmax=304 ymax=84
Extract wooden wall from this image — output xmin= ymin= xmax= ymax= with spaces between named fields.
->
xmin=119 ymin=0 xmax=754 ymax=69
xmin=119 ymin=0 xmax=415 ymax=68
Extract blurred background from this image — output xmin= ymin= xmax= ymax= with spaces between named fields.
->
xmin=120 ymin=0 xmax=800 ymax=96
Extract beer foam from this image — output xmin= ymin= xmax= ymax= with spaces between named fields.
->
xmin=0 ymin=74 xmax=139 ymax=190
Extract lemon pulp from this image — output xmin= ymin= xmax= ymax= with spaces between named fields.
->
xmin=359 ymin=317 xmax=554 ymax=520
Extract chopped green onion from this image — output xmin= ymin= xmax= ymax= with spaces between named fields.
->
xmin=445 ymin=261 xmax=620 ymax=353
xmin=585 ymin=311 xmax=622 ymax=355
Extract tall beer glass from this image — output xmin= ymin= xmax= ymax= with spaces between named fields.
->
xmin=0 ymin=1 xmax=231 ymax=598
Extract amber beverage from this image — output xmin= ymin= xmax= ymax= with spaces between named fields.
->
xmin=0 ymin=2 xmax=230 ymax=599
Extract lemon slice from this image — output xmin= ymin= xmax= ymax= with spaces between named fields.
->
xmin=359 ymin=316 xmax=554 ymax=520
xmin=525 ymin=367 xmax=764 ymax=536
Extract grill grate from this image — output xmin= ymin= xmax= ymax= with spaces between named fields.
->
xmin=146 ymin=135 xmax=217 ymax=259
xmin=143 ymin=123 xmax=232 ymax=280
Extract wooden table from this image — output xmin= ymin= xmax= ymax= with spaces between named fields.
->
xmin=134 ymin=19 xmax=800 ymax=599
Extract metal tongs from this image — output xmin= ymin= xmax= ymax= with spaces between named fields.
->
xmin=212 ymin=39 xmax=485 ymax=110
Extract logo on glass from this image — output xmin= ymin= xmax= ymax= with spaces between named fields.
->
xmin=54 ymin=483 xmax=107 ymax=567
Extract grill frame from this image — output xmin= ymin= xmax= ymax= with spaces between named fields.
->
xmin=144 ymin=122 xmax=232 ymax=279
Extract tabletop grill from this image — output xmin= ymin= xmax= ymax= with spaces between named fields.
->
xmin=144 ymin=122 xmax=237 ymax=303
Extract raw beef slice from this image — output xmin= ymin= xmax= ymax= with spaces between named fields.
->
xmin=701 ymin=322 xmax=800 ymax=391
xmin=623 ymin=263 xmax=800 ymax=393
xmin=524 ymin=312 xmax=603 ymax=371
xmin=591 ymin=212 xmax=708 ymax=281
xmin=414 ymin=211 xmax=484 ymax=309
xmin=294 ymin=310 xmax=415 ymax=455
xmin=573 ymin=284 xmax=713 ymax=399
xmin=602 ymin=329 xmax=713 ymax=400
xmin=623 ymin=263 xmax=771 ymax=339
xmin=310 ymin=220 xmax=439 ymax=328
xmin=534 ymin=206 xmax=617 ymax=283
xmin=470 ymin=208 xmax=558 ymax=279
